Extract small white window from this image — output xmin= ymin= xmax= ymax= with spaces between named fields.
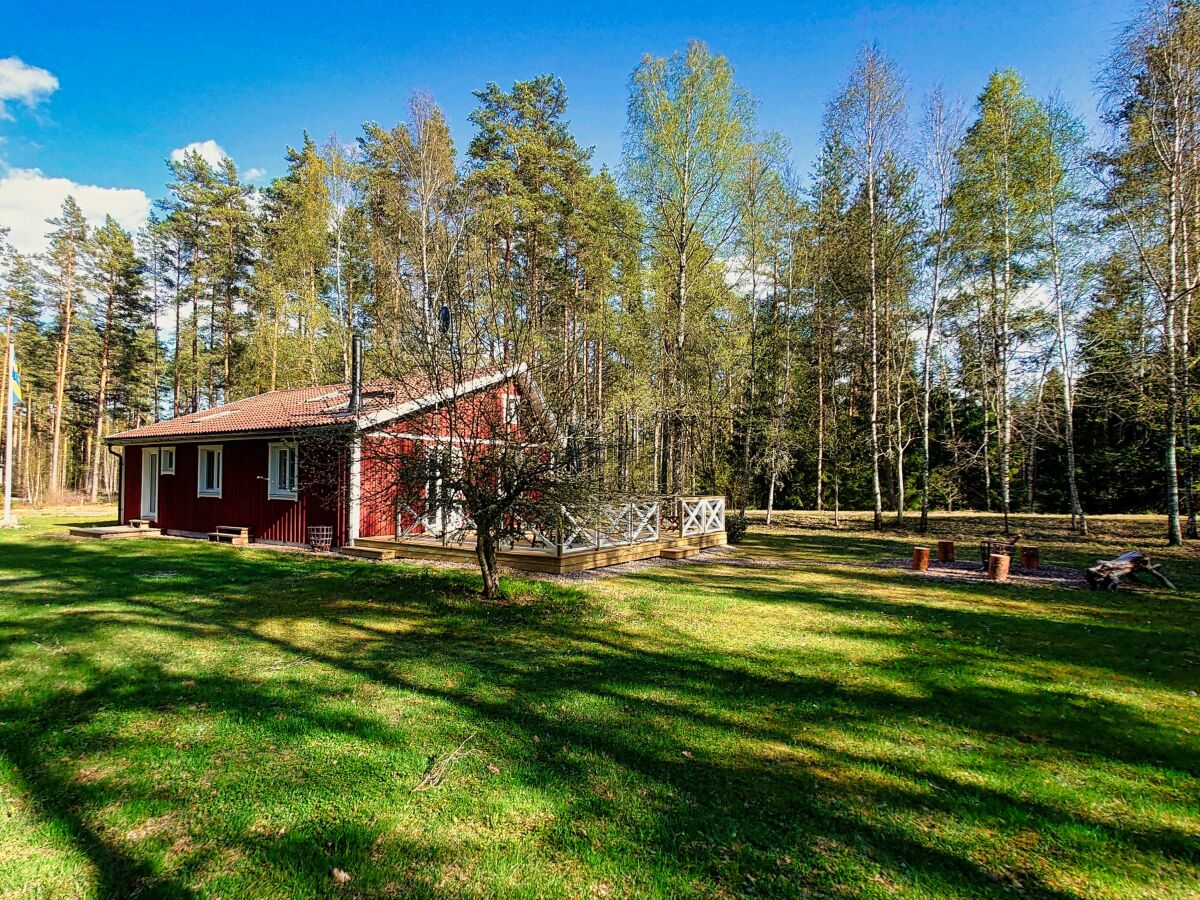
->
xmin=197 ymin=445 xmax=223 ymax=498
xmin=504 ymin=394 xmax=520 ymax=426
xmin=268 ymin=442 xmax=298 ymax=500
xmin=160 ymin=447 xmax=176 ymax=475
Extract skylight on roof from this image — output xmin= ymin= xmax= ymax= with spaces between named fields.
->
xmin=304 ymin=391 xmax=346 ymax=403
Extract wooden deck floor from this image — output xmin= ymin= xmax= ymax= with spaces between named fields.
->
xmin=69 ymin=525 xmax=163 ymax=540
xmin=350 ymin=530 xmax=727 ymax=574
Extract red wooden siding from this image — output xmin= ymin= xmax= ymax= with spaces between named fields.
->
xmin=119 ymin=377 xmax=527 ymax=545
xmin=122 ymin=438 xmax=348 ymax=546
xmin=359 ymin=436 xmax=417 ymax=538
xmin=356 ymin=380 xmax=529 ymax=538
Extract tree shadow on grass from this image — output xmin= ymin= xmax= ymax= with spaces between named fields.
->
xmin=0 ymin=534 xmax=1196 ymax=897
xmin=638 ymin=557 xmax=1199 ymax=690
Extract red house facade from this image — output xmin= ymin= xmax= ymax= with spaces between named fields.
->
xmin=107 ymin=366 xmax=533 ymax=548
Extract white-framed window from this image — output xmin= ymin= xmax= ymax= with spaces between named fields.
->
xmin=160 ymin=446 xmax=176 ymax=475
xmin=197 ymin=445 xmax=223 ymax=498
xmin=268 ymin=441 xmax=298 ymax=500
xmin=504 ymin=393 xmax=520 ymax=426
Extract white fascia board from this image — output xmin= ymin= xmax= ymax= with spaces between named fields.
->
xmin=353 ymin=365 xmax=526 ymax=432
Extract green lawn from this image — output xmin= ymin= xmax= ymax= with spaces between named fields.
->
xmin=0 ymin=508 xmax=1197 ymax=898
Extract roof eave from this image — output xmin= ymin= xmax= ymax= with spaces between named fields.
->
xmin=105 ymin=422 xmax=353 ymax=446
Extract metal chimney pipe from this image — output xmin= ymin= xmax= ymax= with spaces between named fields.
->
xmin=349 ymin=333 xmax=362 ymax=413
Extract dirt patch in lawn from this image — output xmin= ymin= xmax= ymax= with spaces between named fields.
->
xmin=874 ymin=557 xmax=1089 ymax=589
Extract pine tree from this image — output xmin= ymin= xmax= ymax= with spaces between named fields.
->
xmin=43 ymin=196 xmax=89 ymax=496
xmin=86 ymin=216 xmax=144 ymax=501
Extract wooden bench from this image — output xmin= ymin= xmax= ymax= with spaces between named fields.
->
xmin=1086 ymin=551 xmax=1175 ymax=591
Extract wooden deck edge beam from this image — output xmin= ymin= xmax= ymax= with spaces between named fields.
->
xmin=350 ymin=529 xmax=727 ymax=574
xmin=69 ymin=526 xmax=163 ymax=539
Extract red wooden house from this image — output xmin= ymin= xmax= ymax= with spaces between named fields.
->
xmin=106 ymin=365 xmax=534 ymax=549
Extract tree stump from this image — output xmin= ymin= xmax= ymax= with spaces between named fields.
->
xmin=912 ymin=546 xmax=930 ymax=572
xmin=987 ymin=553 xmax=1010 ymax=582
xmin=1020 ymin=547 xmax=1039 ymax=570
xmin=937 ymin=540 xmax=956 ymax=562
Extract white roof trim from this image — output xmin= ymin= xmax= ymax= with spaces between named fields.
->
xmin=353 ymin=364 xmax=527 ymax=432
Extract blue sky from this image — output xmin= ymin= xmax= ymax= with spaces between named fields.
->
xmin=2 ymin=0 xmax=1131 ymax=254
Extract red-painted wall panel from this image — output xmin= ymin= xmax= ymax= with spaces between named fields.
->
xmin=355 ymin=380 xmax=529 ymax=538
xmin=119 ymin=378 xmax=524 ymax=544
xmin=122 ymin=438 xmax=347 ymax=546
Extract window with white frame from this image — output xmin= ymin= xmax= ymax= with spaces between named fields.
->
xmin=504 ymin=393 xmax=520 ymax=426
xmin=160 ymin=446 xmax=176 ymax=475
xmin=197 ymin=445 xmax=223 ymax=497
xmin=268 ymin=441 xmax=298 ymax=500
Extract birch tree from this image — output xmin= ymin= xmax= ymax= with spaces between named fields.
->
xmin=1037 ymin=96 xmax=1091 ymax=532
xmin=916 ymin=87 xmax=965 ymax=532
xmin=824 ymin=44 xmax=908 ymax=529
xmin=1099 ymin=0 xmax=1200 ymax=544
xmin=624 ymin=40 xmax=753 ymax=493
xmin=951 ymin=70 xmax=1053 ymax=534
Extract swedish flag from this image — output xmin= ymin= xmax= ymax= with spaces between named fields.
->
xmin=9 ymin=347 xmax=20 ymax=405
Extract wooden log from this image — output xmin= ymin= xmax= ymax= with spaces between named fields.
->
xmin=937 ymin=540 xmax=955 ymax=562
xmin=912 ymin=547 xmax=930 ymax=572
xmin=987 ymin=553 xmax=1011 ymax=582
xmin=1087 ymin=550 xmax=1175 ymax=591
xmin=1020 ymin=547 xmax=1039 ymax=570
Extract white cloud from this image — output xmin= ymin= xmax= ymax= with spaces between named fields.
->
xmin=169 ymin=139 xmax=229 ymax=167
xmin=243 ymin=167 xmax=266 ymax=180
xmin=0 ymin=167 xmax=150 ymax=255
xmin=0 ymin=57 xmax=58 ymax=118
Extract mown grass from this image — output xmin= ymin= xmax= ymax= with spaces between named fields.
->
xmin=0 ymin=507 xmax=1196 ymax=898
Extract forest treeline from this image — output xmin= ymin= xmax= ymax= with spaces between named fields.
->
xmin=2 ymin=0 xmax=1199 ymax=541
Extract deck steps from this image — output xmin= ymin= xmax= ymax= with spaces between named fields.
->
xmin=209 ymin=525 xmax=251 ymax=546
xmin=340 ymin=544 xmax=396 ymax=561
xmin=127 ymin=518 xmax=154 ymax=530
xmin=660 ymin=547 xmax=699 ymax=560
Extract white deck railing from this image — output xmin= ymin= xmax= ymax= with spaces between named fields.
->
xmin=395 ymin=494 xmax=724 ymax=557
xmin=681 ymin=496 xmax=725 ymax=536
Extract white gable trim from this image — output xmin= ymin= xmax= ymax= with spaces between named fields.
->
xmin=353 ymin=365 xmax=527 ymax=432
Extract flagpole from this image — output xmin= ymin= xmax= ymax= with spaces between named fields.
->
xmin=2 ymin=315 xmax=14 ymax=527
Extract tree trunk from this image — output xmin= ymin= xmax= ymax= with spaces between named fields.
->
xmin=49 ymin=255 xmax=76 ymax=495
xmin=88 ymin=294 xmax=116 ymax=503
xmin=475 ymin=529 xmax=502 ymax=600
xmin=1048 ymin=197 xmax=1087 ymax=534
xmin=766 ymin=468 xmax=777 ymax=525
xmin=868 ymin=151 xmax=884 ymax=531
xmin=1166 ymin=152 xmax=1184 ymax=545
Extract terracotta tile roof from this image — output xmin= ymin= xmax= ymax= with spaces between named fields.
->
xmin=107 ymin=367 xmax=511 ymax=444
